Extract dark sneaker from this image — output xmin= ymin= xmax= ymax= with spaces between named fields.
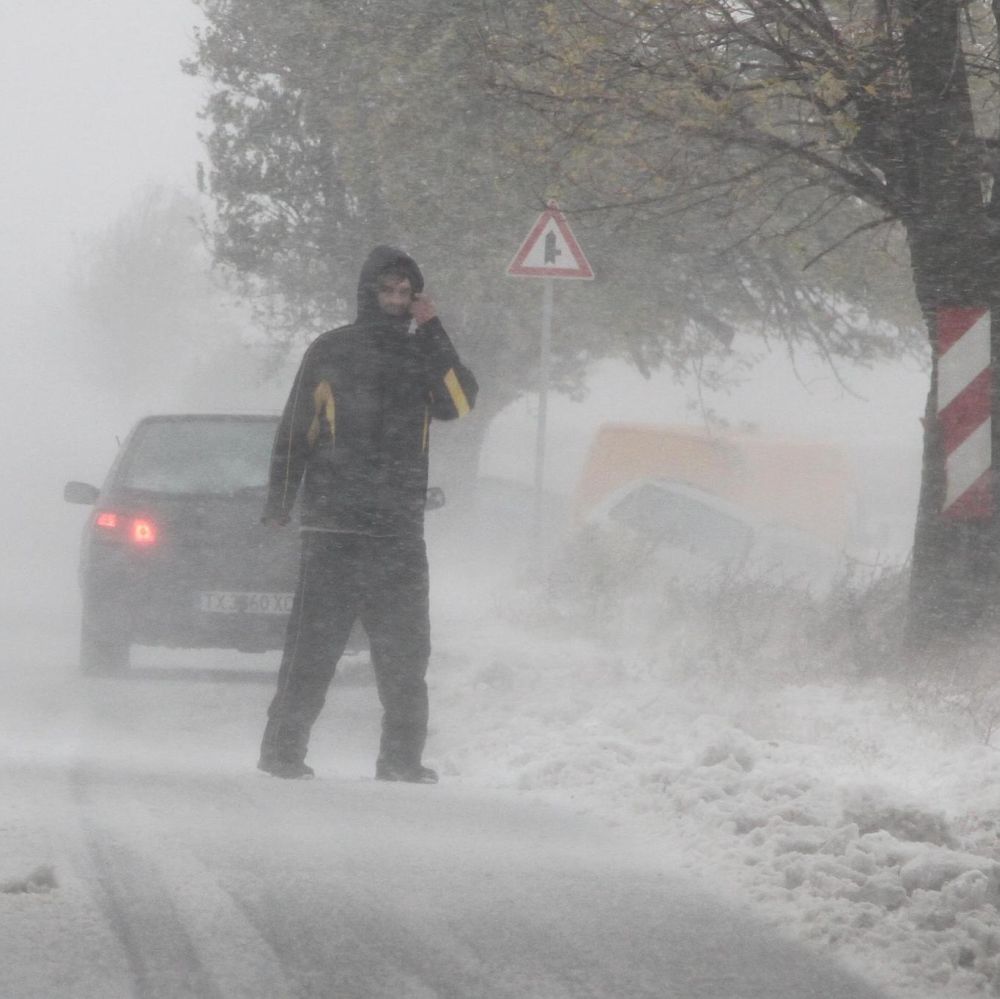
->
xmin=258 ymin=758 xmax=315 ymax=780
xmin=375 ymin=763 xmax=438 ymax=784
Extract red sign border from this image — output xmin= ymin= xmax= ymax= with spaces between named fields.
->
xmin=507 ymin=203 xmax=594 ymax=280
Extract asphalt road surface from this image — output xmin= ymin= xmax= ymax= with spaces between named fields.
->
xmin=0 ymin=642 xmax=888 ymax=999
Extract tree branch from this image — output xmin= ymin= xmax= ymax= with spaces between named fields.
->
xmin=802 ymin=214 xmax=897 ymax=270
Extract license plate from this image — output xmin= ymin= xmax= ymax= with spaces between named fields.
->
xmin=198 ymin=591 xmax=294 ymax=615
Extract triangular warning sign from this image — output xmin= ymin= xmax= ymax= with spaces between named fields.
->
xmin=507 ymin=202 xmax=594 ymax=280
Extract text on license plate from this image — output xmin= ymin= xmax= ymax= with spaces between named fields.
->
xmin=198 ymin=591 xmax=294 ymax=615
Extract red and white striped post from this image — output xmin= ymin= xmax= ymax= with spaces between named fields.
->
xmin=937 ymin=306 xmax=992 ymax=519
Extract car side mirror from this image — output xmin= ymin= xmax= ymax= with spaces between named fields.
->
xmin=425 ymin=486 xmax=446 ymax=511
xmin=64 ymin=481 xmax=100 ymax=505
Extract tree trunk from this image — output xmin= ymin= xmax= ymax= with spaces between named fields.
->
xmin=906 ymin=304 xmax=1000 ymax=649
xmin=899 ymin=1 xmax=1000 ymax=649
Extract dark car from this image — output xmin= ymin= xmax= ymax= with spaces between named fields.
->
xmin=64 ymin=413 xmax=300 ymax=674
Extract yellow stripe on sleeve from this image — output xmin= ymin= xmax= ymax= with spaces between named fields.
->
xmin=443 ymin=368 xmax=471 ymax=417
xmin=308 ymin=381 xmax=335 ymax=447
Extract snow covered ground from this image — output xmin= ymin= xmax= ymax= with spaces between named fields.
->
xmin=427 ymin=554 xmax=1000 ymax=999
xmin=7 ymin=498 xmax=1000 ymax=997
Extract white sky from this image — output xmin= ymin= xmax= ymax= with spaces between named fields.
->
xmin=0 ymin=1 xmax=208 ymax=603
xmin=0 ymin=0 xmax=204 ymax=315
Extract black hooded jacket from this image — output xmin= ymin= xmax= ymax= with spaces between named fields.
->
xmin=263 ymin=246 xmax=478 ymax=537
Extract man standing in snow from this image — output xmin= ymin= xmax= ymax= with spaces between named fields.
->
xmin=257 ymin=245 xmax=478 ymax=782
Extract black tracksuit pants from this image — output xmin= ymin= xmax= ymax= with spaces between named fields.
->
xmin=260 ymin=531 xmax=431 ymax=770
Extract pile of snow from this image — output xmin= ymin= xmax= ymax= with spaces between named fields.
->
xmin=429 ymin=574 xmax=1000 ymax=999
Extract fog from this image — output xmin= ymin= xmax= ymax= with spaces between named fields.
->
xmin=0 ymin=0 xmax=929 ymax=636
xmin=5 ymin=4 xmax=991 ymax=999
xmin=2 ymin=2 xmax=203 ymax=617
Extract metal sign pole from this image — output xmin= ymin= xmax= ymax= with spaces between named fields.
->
xmin=507 ymin=201 xmax=593 ymax=567
xmin=533 ymin=278 xmax=554 ymax=553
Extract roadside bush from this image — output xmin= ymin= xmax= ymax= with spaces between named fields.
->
xmin=903 ymin=637 xmax=1000 ymax=747
xmin=546 ymin=532 xmax=911 ymax=684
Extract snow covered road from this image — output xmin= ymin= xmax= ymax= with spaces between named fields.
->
xmin=1 ymin=636 xmax=883 ymax=999
xmin=12 ymin=754 xmax=891 ymax=998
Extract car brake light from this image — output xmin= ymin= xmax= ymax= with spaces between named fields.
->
xmin=130 ymin=518 xmax=157 ymax=546
xmin=93 ymin=511 xmax=158 ymax=547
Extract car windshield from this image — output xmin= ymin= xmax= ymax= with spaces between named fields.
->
xmin=118 ymin=418 xmax=277 ymax=496
xmin=609 ymin=482 xmax=754 ymax=564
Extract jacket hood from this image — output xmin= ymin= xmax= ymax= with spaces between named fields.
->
xmin=355 ymin=245 xmax=424 ymax=327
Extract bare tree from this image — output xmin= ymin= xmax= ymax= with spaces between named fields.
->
xmin=484 ymin=0 xmax=1000 ymax=645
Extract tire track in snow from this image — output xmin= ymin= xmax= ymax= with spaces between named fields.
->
xmin=68 ymin=763 xmax=295 ymax=999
